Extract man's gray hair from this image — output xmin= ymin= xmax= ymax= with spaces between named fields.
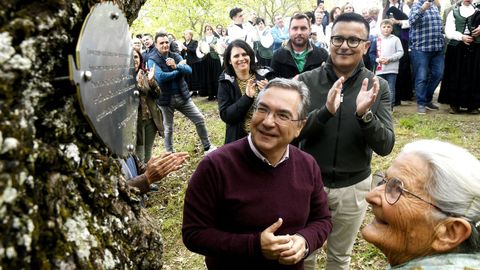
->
xmin=256 ymin=78 xmax=310 ymax=121
xmin=401 ymin=140 xmax=480 ymax=252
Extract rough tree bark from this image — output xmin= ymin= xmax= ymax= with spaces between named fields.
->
xmin=0 ymin=0 xmax=165 ymax=269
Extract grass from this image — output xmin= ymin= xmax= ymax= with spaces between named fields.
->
xmin=145 ymin=97 xmax=480 ymax=270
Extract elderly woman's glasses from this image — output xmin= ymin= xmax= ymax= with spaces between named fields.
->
xmin=330 ymin=35 xmax=368 ymax=48
xmin=254 ymin=105 xmax=304 ymax=126
xmin=373 ymin=173 xmax=459 ymax=217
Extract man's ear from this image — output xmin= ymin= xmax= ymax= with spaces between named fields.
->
xmin=363 ymin=40 xmax=371 ymax=55
xmin=294 ymin=120 xmax=306 ymax=138
xmin=432 ymin=218 xmax=472 ymax=252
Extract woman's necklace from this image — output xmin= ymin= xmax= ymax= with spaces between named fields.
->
xmin=237 ymin=72 xmax=254 ymax=82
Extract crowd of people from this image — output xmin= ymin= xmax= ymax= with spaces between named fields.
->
xmin=125 ymin=1 xmax=480 ymax=269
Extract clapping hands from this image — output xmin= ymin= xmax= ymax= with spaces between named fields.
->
xmin=145 ymin=152 xmax=189 ymax=185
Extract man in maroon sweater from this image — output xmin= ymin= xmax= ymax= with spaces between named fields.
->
xmin=182 ymin=78 xmax=332 ymax=270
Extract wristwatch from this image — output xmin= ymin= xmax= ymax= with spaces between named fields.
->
xmin=356 ymin=110 xmax=374 ymax=123
xmin=303 ymin=246 xmax=309 ymax=258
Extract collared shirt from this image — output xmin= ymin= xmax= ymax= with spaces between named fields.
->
xmin=409 ymin=0 xmax=444 ymax=52
xmin=247 ymin=133 xmax=289 ymax=167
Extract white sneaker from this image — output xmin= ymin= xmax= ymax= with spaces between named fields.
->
xmin=204 ymin=145 xmax=217 ymax=155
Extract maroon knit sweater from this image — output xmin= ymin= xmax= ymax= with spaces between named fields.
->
xmin=182 ymin=138 xmax=332 ymax=270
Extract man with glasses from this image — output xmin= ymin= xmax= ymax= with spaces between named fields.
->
xmin=297 ymin=12 xmax=395 ymax=270
xmin=182 ymin=78 xmax=332 ymax=270
xmin=270 ymin=13 xmax=328 ymax=79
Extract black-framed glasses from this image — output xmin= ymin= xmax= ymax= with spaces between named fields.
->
xmin=373 ymin=173 xmax=460 ymax=218
xmin=330 ymin=35 xmax=368 ymax=48
xmin=254 ymin=105 xmax=304 ymax=126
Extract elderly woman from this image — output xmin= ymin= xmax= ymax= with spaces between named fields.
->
xmin=362 ymin=140 xmax=480 ymax=268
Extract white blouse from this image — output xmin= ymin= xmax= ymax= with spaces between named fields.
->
xmin=445 ymin=3 xmax=476 ymax=41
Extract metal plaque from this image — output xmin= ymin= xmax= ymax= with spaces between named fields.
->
xmin=69 ymin=2 xmax=138 ymax=158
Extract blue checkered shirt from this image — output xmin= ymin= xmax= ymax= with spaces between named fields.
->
xmin=409 ymin=0 xmax=444 ymax=52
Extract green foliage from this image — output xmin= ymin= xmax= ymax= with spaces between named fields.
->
xmin=130 ymin=0 xmax=316 ymax=38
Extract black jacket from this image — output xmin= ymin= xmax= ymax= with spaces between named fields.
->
xmin=217 ymin=67 xmax=275 ymax=144
xmin=183 ymin=40 xmax=201 ymax=64
xmin=270 ymin=41 xmax=328 ymax=79
xmin=298 ymin=58 xmax=395 ymax=188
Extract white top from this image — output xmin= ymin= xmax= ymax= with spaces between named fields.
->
xmin=445 ymin=3 xmax=475 ymax=41
xmin=228 ymin=23 xmax=255 ymax=42
xmin=247 ymin=134 xmax=289 ymax=167
xmin=375 ymin=34 xmax=404 ymax=75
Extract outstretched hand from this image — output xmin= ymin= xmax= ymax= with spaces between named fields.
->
xmin=145 ymin=152 xmax=189 ymax=184
xmin=356 ymin=77 xmax=379 ymax=116
xmin=325 ymin=76 xmax=344 ymax=115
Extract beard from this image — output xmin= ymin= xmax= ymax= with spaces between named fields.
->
xmin=291 ymin=35 xmax=308 ymax=48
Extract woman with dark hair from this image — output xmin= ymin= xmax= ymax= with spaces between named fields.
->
xmin=132 ymin=48 xmax=164 ymax=162
xmin=305 ymin=11 xmax=315 ymax=25
xmin=217 ymin=39 xmax=274 ymax=144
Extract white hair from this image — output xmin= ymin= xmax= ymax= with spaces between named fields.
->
xmin=401 ymin=140 xmax=480 ymax=252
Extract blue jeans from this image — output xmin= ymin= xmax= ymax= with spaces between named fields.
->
xmin=378 ymin=73 xmax=397 ymax=107
xmin=410 ymin=49 xmax=444 ymax=106
xmin=160 ymin=94 xmax=211 ymax=152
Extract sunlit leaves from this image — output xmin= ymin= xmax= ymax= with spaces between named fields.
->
xmin=130 ymin=0 xmax=314 ymax=38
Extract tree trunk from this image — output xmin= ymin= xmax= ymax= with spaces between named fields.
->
xmin=0 ymin=1 xmax=164 ymax=269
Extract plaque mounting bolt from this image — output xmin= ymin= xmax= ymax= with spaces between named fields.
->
xmin=110 ymin=12 xmax=119 ymax=20
xmin=127 ymin=144 xmax=134 ymax=152
xmin=133 ymin=90 xmax=140 ymax=97
xmin=82 ymin=70 xmax=92 ymax=81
